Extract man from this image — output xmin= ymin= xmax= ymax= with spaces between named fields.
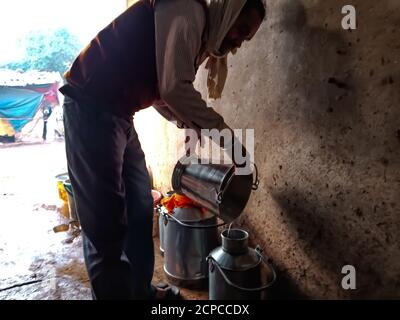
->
xmin=60 ymin=0 xmax=265 ymax=300
xmin=42 ymin=101 xmax=52 ymax=141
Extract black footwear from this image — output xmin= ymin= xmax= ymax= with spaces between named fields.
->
xmin=152 ymin=282 xmax=182 ymax=300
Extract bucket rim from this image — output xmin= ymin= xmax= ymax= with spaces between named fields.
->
xmin=221 ymin=228 xmax=249 ymax=241
xmin=166 ymin=208 xmax=218 ymax=225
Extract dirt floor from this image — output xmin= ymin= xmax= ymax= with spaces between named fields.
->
xmin=0 ymin=141 xmax=207 ymax=300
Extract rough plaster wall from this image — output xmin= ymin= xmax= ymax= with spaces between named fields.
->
xmin=136 ymin=0 xmax=400 ymax=298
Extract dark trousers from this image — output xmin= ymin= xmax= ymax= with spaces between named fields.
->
xmin=42 ymin=120 xmax=48 ymax=141
xmin=63 ymin=96 xmax=155 ymax=300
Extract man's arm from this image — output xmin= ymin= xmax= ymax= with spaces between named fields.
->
xmin=153 ymin=103 xmax=187 ymax=129
xmin=154 ymin=0 xmax=250 ymax=167
xmin=154 ymin=0 xmax=226 ymax=135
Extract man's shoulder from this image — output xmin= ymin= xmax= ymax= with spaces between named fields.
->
xmin=155 ymin=0 xmax=207 ymax=32
xmin=155 ymin=0 xmax=207 ymax=19
xmin=187 ymin=0 xmax=207 ymax=25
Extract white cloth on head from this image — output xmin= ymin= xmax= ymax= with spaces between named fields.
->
xmin=205 ymin=0 xmax=246 ymax=99
xmin=206 ymin=0 xmax=247 ymax=57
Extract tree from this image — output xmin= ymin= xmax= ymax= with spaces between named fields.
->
xmin=1 ymin=28 xmax=82 ymax=76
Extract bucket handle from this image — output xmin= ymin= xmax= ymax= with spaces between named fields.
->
xmin=159 ymin=207 xmax=227 ymax=229
xmin=216 ymin=162 xmax=259 ymax=204
xmin=252 ymin=163 xmax=260 ymax=191
xmin=207 ymin=246 xmax=276 ymax=292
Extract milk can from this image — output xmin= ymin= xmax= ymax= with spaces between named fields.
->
xmin=157 ymin=191 xmax=174 ymax=256
xmin=158 ymin=206 xmax=166 ymax=256
xmin=172 ymin=157 xmax=259 ymax=223
xmin=162 ymin=207 xmax=225 ymax=288
xmin=207 ymin=229 xmax=276 ymax=300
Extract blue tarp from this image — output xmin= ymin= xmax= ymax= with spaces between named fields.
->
xmin=0 ymin=86 xmax=44 ymax=132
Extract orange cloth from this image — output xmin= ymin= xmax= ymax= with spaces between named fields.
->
xmin=161 ymin=194 xmax=204 ymax=214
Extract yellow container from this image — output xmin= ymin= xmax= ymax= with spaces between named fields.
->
xmin=56 ymin=173 xmax=69 ymax=203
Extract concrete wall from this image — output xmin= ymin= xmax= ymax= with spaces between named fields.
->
xmin=136 ymin=0 xmax=400 ymax=299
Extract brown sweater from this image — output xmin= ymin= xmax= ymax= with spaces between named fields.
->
xmin=63 ymin=0 xmax=226 ymax=133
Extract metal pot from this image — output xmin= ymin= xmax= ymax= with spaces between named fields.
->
xmin=157 ymin=191 xmax=174 ymax=256
xmin=207 ymin=229 xmax=276 ymax=300
xmin=162 ymin=207 xmax=225 ymax=288
xmin=158 ymin=206 xmax=166 ymax=256
xmin=172 ymin=157 xmax=259 ymax=223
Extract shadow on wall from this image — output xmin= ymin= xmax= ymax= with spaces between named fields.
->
xmin=261 ymin=0 xmax=400 ymax=298
xmin=275 ymin=0 xmax=363 ymax=152
xmin=275 ymin=0 xmax=400 ymax=163
xmin=270 ymin=188 xmax=400 ymax=299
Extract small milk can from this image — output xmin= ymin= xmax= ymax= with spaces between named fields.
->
xmin=207 ymin=229 xmax=276 ymax=300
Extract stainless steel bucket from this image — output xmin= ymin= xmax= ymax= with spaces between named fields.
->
xmin=157 ymin=191 xmax=174 ymax=256
xmin=207 ymin=229 xmax=276 ymax=300
xmin=162 ymin=207 xmax=225 ymax=288
xmin=172 ymin=158 xmax=259 ymax=222
xmin=158 ymin=206 xmax=165 ymax=256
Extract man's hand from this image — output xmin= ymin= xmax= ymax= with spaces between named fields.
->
xmin=221 ymin=128 xmax=252 ymax=174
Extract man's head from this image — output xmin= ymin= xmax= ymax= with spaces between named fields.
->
xmin=219 ymin=0 xmax=266 ymax=55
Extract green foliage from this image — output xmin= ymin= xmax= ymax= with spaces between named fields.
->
xmin=2 ymin=28 xmax=82 ymax=76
